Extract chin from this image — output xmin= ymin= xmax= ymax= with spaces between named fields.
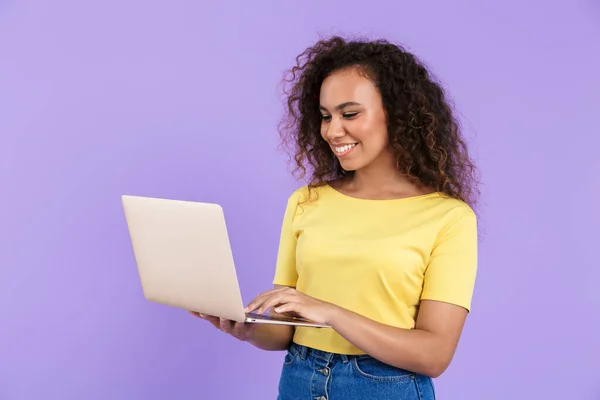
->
xmin=339 ymin=160 xmax=363 ymax=172
xmin=339 ymin=163 xmax=356 ymax=172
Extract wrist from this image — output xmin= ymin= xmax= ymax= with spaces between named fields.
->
xmin=325 ymin=303 xmax=345 ymax=327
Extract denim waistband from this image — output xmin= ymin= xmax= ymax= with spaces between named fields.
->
xmin=289 ymin=342 xmax=373 ymax=364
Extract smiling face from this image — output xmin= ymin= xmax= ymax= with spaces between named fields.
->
xmin=319 ymin=67 xmax=393 ymax=173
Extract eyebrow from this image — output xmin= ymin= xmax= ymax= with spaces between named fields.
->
xmin=319 ymin=102 xmax=362 ymax=111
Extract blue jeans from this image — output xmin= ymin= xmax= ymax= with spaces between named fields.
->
xmin=277 ymin=343 xmax=435 ymax=399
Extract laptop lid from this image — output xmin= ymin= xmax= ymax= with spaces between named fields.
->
xmin=121 ymin=195 xmax=247 ymax=322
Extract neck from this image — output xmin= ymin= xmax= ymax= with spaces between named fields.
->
xmin=350 ymin=150 xmax=409 ymax=190
xmin=351 ymin=167 xmax=410 ymax=191
xmin=342 ymin=152 xmax=431 ymax=196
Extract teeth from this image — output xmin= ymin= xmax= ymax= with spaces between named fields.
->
xmin=335 ymin=143 xmax=356 ymax=153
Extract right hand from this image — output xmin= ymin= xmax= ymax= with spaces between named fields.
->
xmin=188 ymin=311 xmax=257 ymax=342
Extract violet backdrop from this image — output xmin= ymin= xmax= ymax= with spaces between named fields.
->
xmin=1 ymin=0 xmax=599 ymax=399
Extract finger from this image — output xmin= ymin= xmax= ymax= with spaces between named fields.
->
xmin=258 ymin=293 xmax=297 ymax=314
xmin=274 ymin=302 xmax=301 ymax=315
xmin=253 ymin=289 xmax=298 ymax=314
xmin=203 ymin=315 xmax=222 ymax=329
xmin=189 ymin=310 xmax=210 ymax=319
xmin=248 ymin=293 xmax=284 ymax=315
xmin=231 ymin=322 xmax=253 ymax=338
xmin=245 ymin=287 xmax=291 ymax=312
xmin=245 ymin=294 xmax=276 ymax=313
xmin=219 ymin=318 xmax=234 ymax=333
xmin=230 ymin=322 xmax=244 ymax=337
xmin=189 ymin=310 xmax=218 ymax=326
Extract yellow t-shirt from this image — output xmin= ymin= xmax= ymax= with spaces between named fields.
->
xmin=272 ymin=184 xmax=478 ymax=355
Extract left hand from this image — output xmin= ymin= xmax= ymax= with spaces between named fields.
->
xmin=244 ymin=286 xmax=338 ymax=326
xmin=188 ymin=311 xmax=258 ymax=342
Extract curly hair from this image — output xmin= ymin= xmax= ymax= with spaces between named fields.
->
xmin=277 ymin=35 xmax=480 ymax=210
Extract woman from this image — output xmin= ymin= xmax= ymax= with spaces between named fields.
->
xmin=191 ymin=35 xmax=480 ymax=399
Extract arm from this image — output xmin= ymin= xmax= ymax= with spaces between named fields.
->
xmin=193 ymin=190 xmax=304 ymax=350
xmin=251 ymin=208 xmax=478 ymax=377
xmin=247 ymin=190 xmax=303 ymax=351
xmin=250 ymin=289 xmax=468 ymax=377
xmin=328 ymin=300 xmax=467 ymax=377
xmin=329 ymin=208 xmax=477 ymax=377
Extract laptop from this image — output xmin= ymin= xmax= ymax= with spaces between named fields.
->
xmin=121 ymin=194 xmax=329 ymax=328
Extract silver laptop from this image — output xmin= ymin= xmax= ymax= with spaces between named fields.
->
xmin=121 ymin=194 xmax=329 ymax=328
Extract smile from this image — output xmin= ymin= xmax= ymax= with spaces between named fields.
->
xmin=334 ymin=143 xmax=357 ymax=156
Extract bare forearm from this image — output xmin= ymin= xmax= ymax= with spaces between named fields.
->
xmin=329 ymin=308 xmax=449 ymax=377
xmin=248 ymin=324 xmax=294 ymax=351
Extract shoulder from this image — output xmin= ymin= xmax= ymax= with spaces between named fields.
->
xmin=285 ymin=183 xmax=330 ymax=204
xmin=281 ymin=184 xmax=334 ymax=219
xmin=287 ymin=185 xmax=310 ymax=202
xmin=436 ymin=195 xmax=476 ymax=220
xmin=428 ymin=195 xmax=478 ymax=240
xmin=280 ymin=185 xmax=310 ymax=217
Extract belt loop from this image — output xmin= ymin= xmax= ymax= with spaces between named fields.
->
xmin=298 ymin=344 xmax=307 ymax=360
xmin=340 ymin=354 xmax=349 ymax=363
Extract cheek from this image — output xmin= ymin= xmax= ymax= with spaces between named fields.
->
xmin=360 ymin=134 xmax=391 ymax=160
xmin=353 ymin=121 xmax=388 ymax=148
xmin=346 ymin=120 xmax=370 ymax=141
xmin=369 ymin=120 xmax=390 ymax=148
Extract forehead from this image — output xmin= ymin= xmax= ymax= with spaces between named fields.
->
xmin=319 ymin=68 xmax=380 ymax=106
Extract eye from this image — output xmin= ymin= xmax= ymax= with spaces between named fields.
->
xmin=343 ymin=112 xmax=359 ymax=119
xmin=320 ymin=114 xmax=331 ymax=122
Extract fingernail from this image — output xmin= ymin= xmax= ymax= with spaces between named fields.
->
xmin=274 ymin=307 xmax=281 ymax=313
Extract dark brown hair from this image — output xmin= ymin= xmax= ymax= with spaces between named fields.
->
xmin=277 ymin=35 xmax=480 ymax=210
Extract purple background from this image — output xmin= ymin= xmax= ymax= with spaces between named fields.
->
xmin=1 ymin=0 xmax=599 ymax=399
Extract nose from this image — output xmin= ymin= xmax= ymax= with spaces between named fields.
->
xmin=324 ymin=116 xmax=345 ymax=140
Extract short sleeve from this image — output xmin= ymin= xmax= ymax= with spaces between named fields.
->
xmin=272 ymin=190 xmax=302 ymax=287
xmin=420 ymin=208 xmax=478 ymax=311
